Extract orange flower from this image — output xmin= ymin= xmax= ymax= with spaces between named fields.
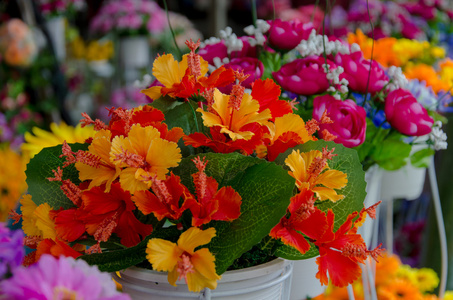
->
xmin=110 ymin=124 xmax=182 ymax=193
xmin=141 ymin=40 xmax=234 ymax=101
xmin=259 ymin=113 xmax=314 ymax=161
xmin=404 ymin=63 xmax=450 ymax=94
xmin=198 ymin=88 xmax=271 ymax=141
xmin=377 ymin=278 xmax=423 ymax=300
xmin=285 ymin=148 xmax=347 ymax=202
xmin=146 ymin=227 xmax=221 ymax=292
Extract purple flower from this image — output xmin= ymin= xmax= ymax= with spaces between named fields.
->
xmin=0 ymin=254 xmax=130 ymax=300
xmin=0 ymin=223 xmax=24 ymax=279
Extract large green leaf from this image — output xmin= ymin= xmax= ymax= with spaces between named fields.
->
xmin=370 ymin=139 xmax=412 ymax=170
xmin=410 ymin=148 xmax=435 ymax=168
xmin=25 ymin=143 xmax=88 ymax=209
xmin=208 ymin=161 xmax=295 ymax=274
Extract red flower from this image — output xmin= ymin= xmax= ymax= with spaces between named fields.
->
xmin=79 ymin=183 xmax=153 ymax=247
xmin=185 ymin=157 xmax=242 ymax=227
xmin=251 ymin=79 xmax=293 ymax=121
xmin=132 ymin=173 xmax=192 ymax=221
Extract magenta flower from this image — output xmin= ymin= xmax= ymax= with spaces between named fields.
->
xmin=224 ymin=57 xmax=264 ymax=88
xmin=313 ymin=95 xmax=367 ymax=148
xmin=0 ymin=254 xmax=130 ymax=300
xmin=272 ymin=56 xmax=335 ymax=95
xmin=385 ymin=89 xmax=434 ymax=136
xmin=0 ymin=223 xmax=24 ymax=279
xmin=198 ymin=41 xmax=228 ymax=65
xmin=268 ymin=19 xmax=312 ymax=50
xmin=335 ymin=51 xmax=388 ymax=94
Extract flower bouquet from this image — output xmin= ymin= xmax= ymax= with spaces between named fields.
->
xmin=196 ymin=19 xmax=447 ymax=172
xmin=18 ymin=40 xmax=382 ymax=294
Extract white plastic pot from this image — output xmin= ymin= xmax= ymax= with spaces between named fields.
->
xmin=44 ymin=16 xmax=65 ymax=62
xmin=114 ymin=258 xmax=293 ymax=300
xmin=358 ymin=166 xmax=383 ymax=245
xmin=119 ymin=36 xmax=150 ymax=70
xmin=290 ymin=256 xmax=325 ymax=300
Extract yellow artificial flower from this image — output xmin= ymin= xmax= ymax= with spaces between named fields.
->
xmin=75 ymin=129 xmax=121 ymax=193
xmin=0 ymin=147 xmax=27 ymax=221
xmin=110 ymin=124 xmax=181 ymax=193
xmin=20 ymin=194 xmax=56 ymax=239
xmin=21 ymin=122 xmax=95 ymax=161
xmin=404 ymin=63 xmax=451 ymax=94
xmin=146 ymin=227 xmax=221 ymax=292
xmin=413 ymin=268 xmax=439 ymax=293
xmin=198 ymin=89 xmax=271 ymax=141
xmin=444 ymin=291 xmax=453 ymax=300
xmin=141 ymin=53 xmax=208 ymax=100
xmin=285 ymin=149 xmax=347 ymax=202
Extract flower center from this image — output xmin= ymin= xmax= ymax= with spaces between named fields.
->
xmin=53 ymin=286 xmax=78 ymax=300
xmin=177 ymin=252 xmax=195 ymax=282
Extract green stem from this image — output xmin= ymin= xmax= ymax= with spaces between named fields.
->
xmin=251 ymin=0 xmax=257 ymax=27
xmin=162 ymin=0 xmax=182 ymax=59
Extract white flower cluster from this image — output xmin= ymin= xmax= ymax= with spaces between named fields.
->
xmin=429 ymin=121 xmax=448 ymax=150
xmin=386 ymin=65 xmax=408 ymax=91
xmin=219 ymin=27 xmax=243 ymax=54
xmin=296 ymin=29 xmax=350 ymax=57
xmin=324 ymin=64 xmax=349 ymax=99
xmin=243 ymin=19 xmax=270 ymax=47
xmin=210 ymin=56 xmax=230 ymax=72
xmin=133 ymin=74 xmax=153 ymax=89
xmin=200 ymin=36 xmax=221 ymax=48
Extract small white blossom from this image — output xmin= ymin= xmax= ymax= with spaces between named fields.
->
xmin=133 ymin=74 xmax=153 ymax=89
xmin=296 ymin=29 xmax=350 ymax=57
xmin=430 ymin=121 xmax=448 ymax=150
xmin=218 ymin=26 xmax=244 ymax=54
xmin=244 ymin=20 xmax=270 ymax=47
xmin=350 ymin=43 xmax=361 ymax=53
xmin=200 ymin=37 xmax=221 ymax=48
xmin=386 ymin=66 xmax=408 ymax=91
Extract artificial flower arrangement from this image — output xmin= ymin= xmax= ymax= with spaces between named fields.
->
xmin=36 ymin=0 xmax=83 ymax=19
xmin=197 ymin=19 xmax=447 ymax=171
xmin=16 ymin=39 xmax=383 ymax=293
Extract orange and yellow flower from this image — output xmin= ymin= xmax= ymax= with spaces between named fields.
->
xmin=110 ymin=124 xmax=182 ymax=193
xmin=285 ymin=148 xmax=347 ymax=202
xmin=146 ymin=227 xmax=221 ymax=292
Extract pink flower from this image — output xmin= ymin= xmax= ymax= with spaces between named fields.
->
xmin=335 ymin=51 xmax=388 ymax=94
xmin=385 ymin=89 xmax=434 ymax=136
xmin=267 ymin=19 xmax=312 ymax=50
xmin=219 ymin=57 xmax=264 ymax=93
xmin=313 ymin=95 xmax=367 ymax=148
xmin=198 ymin=41 xmax=228 ymax=65
xmin=272 ymin=56 xmax=335 ymax=95
xmin=0 ymin=254 xmax=130 ymax=300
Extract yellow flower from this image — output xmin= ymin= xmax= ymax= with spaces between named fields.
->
xmin=375 ymin=252 xmax=401 ymax=286
xmin=412 ymin=268 xmax=439 ymax=293
xmin=110 ymin=124 xmax=181 ymax=193
xmin=21 ymin=122 xmax=95 ymax=161
xmin=141 ymin=53 xmax=208 ymax=100
xmin=146 ymin=227 xmax=221 ymax=292
xmin=198 ymin=89 xmax=271 ymax=141
xmin=284 ymin=149 xmax=347 ymax=202
xmin=444 ymin=291 xmax=453 ymax=300
xmin=0 ymin=147 xmax=27 ymax=221
xmin=20 ymin=194 xmax=56 ymax=239
xmin=75 ymin=129 xmax=121 ymax=193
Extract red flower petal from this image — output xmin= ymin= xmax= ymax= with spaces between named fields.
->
xmin=211 ymin=186 xmax=242 ymax=221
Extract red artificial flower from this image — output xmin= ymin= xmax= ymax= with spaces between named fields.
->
xmin=185 ymin=157 xmax=242 ymax=227
xmin=36 ymin=239 xmax=82 ymax=261
xmin=251 ymin=79 xmax=293 ymax=121
xmin=79 ymin=183 xmax=153 ymax=247
xmin=131 ymin=172 xmax=192 ymax=221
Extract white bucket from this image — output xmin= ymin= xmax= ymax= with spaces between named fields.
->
xmin=290 ymin=256 xmax=325 ymax=300
xmin=114 ymin=258 xmax=293 ymax=300
xmin=119 ymin=36 xmax=150 ymax=70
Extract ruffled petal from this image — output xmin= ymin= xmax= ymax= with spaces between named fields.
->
xmin=146 ymin=239 xmax=181 ymax=272
xmin=177 ymin=227 xmax=216 ymax=254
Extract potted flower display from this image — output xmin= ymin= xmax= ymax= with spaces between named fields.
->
xmin=14 ymin=40 xmax=382 ymax=299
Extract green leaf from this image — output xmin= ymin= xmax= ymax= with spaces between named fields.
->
xmin=275 ymin=140 xmax=367 ymax=230
xmin=370 ymin=139 xmax=412 ymax=170
xmin=25 ymin=143 xmax=88 ymax=209
xmin=79 ymin=226 xmax=181 ymax=272
xmin=274 ymin=241 xmax=319 ymax=260
xmin=259 ymin=51 xmax=282 ymax=81
xmin=208 ymin=161 xmax=295 ymax=274
xmin=151 ymin=99 xmax=203 ymax=156
xmin=410 ymin=148 xmax=435 ymax=168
